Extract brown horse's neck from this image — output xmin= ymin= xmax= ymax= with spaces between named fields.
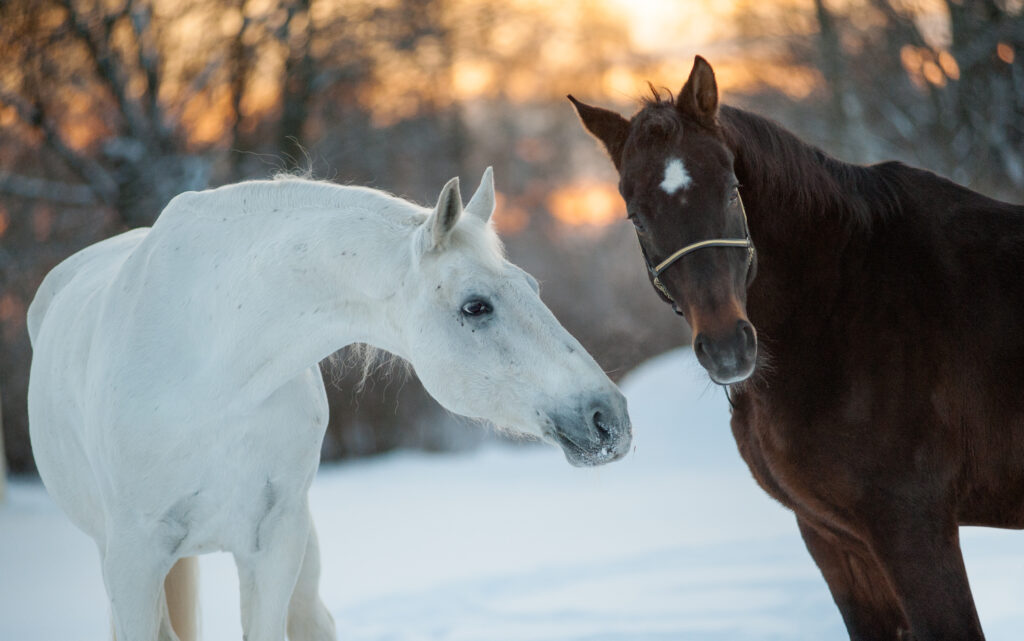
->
xmin=718 ymin=106 xmax=892 ymax=338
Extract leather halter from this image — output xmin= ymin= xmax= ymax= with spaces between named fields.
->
xmin=638 ymin=192 xmax=756 ymax=303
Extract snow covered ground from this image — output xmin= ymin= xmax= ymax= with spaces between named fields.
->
xmin=3 ymin=348 xmax=1024 ymax=640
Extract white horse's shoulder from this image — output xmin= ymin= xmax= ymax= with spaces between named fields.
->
xmin=27 ymin=227 xmax=150 ymax=345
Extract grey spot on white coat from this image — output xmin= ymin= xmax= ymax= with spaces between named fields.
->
xmin=253 ymin=479 xmax=278 ymax=552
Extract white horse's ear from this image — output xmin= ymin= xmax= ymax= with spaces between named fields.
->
xmin=426 ymin=176 xmax=463 ymax=250
xmin=465 ymin=166 xmax=495 ymax=223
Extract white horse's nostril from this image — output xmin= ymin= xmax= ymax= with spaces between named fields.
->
xmin=592 ymin=410 xmax=612 ymax=440
xmin=547 ymin=393 xmax=631 ymax=463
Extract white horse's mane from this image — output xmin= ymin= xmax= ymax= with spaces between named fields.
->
xmin=171 ymin=175 xmax=504 ymax=262
xmin=187 ymin=175 xmax=506 ymax=387
xmin=169 ymin=175 xmax=417 ymax=225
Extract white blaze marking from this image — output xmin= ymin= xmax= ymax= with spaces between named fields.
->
xmin=660 ymin=158 xmax=692 ymax=194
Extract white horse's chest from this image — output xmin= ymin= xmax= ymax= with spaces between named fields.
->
xmin=138 ymin=368 xmax=330 ymax=556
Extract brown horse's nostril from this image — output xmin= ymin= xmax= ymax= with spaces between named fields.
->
xmin=693 ymin=321 xmax=757 ymax=384
xmin=738 ymin=319 xmax=756 ymax=353
xmin=693 ymin=333 xmax=709 ymax=363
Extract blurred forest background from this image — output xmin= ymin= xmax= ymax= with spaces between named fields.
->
xmin=0 ymin=0 xmax=1021 ymax=474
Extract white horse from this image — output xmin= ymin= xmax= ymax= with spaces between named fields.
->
xmin=27 ymin=168 xmax=632 ymax=641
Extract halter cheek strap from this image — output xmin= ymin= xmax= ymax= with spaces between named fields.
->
xmin=641 ymin=192 xmax=756 ymax=302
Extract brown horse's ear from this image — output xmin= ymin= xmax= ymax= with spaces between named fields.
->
xmin=568 ymin=95 xmax=630 ymax=170
xmin=677 ymin=56 xmax=719 ymax=126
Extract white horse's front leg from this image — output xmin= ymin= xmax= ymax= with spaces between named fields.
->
xmin=287 ymin=512 xmax=336 ymax=641
xmin=103 ymin=533 xmax=175 ymax=641
xmin=235 ymin=502 xmax=311 ymax=641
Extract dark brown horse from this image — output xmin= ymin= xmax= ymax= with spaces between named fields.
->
xmin=570 ymin=56 xmax=1024 ymax=640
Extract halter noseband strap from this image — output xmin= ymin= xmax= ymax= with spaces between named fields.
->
xmin=642 ymin=192 xmax=756 ymax=302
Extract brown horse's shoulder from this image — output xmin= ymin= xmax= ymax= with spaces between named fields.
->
xmin=737 ymin=347 xmax=1024 ymax=534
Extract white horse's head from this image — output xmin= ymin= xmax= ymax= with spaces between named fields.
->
xmin=398 ymin=168 xmax=631 ymax=466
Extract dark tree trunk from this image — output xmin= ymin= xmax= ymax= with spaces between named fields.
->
xmin=277 ymin=0 xmax=315 ymax=166
xmin=813 ymin=0 xmax=868 ymax=160
xmin=0 ymin=381 xmax=6 ymax=502
xmin=228 ymin=0 xmax=252 ymax=177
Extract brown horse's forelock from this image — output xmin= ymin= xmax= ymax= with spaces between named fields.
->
xmin=630 ymin=100 xmax=683 ymax=149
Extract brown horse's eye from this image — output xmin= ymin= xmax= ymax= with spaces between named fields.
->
xmin=628 ymin=212 xmax=647 ymax=233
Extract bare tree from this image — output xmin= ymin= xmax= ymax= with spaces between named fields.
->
xmin=813 ymin=0 xmax=871 ymax=160
xmin=227 ymin=0 xmax=253 ymax=174
xmin=944 ymin=0 xmax=1024 ymax=187
xmin=0 ymin=0 xmax=210 ymax=225
xmin=276 ymin=0 xmax=315 ymax=163
xmin=779 ymin=0 xmax=1024 ymax=197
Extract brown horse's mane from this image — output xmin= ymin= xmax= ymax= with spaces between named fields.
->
xmin=721 ymin=105 xmax=905 ymax=231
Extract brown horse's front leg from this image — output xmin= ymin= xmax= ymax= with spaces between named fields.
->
xmin=865 ymin=511 xmax=984 ymax=641
xmin=796 ymin=516 xmax=908 ymax=640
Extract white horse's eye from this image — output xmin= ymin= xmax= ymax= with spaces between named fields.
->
xmin=461 ymin=299 xmax=492 ymax=317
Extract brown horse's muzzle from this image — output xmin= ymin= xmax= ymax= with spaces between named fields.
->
xmin=693 ymin=318 xmax=757 ymax=384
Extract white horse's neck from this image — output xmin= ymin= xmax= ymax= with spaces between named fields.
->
xmin=125 ymin=179 xmax=422 ymax=411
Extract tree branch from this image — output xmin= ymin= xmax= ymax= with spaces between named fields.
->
xmin=0 ymin=169 xmax=100 ymax=206
xmin=57 ymin=0 xmax=152 ymax=144
xmin=0 ymin=89 xmax=118 ymax=205
xmin=127 ymin=0 xmax=172 ymax=147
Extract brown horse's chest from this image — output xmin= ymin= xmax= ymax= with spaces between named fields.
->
xmin=731 ymin=375 xmax=1024 ymax=533
xmin=728 ymin=395 xmax=860 ymax=528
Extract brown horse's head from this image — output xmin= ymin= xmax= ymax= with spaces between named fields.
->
xmin=570 ymin=56 xmax=757 ymax=384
